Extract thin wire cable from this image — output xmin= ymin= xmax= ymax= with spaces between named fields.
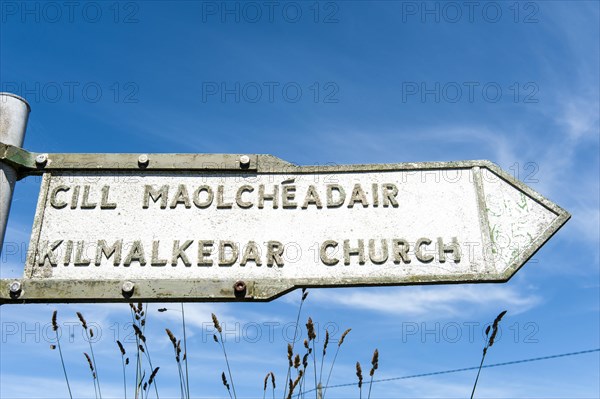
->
xmin=305 ymin=348 xmax=600 ymax=393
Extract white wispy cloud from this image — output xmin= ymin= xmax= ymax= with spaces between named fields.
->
xmin=307 ymin=284 xmax=541 ymax=319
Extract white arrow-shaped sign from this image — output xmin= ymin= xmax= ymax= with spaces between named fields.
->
xmin=1 ymin=155 xmax=569 ymax=303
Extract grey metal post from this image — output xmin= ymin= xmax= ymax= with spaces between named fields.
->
xmin=0 ymin=93 xmax=30 ymax=254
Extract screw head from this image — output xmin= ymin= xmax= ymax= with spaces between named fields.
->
xmin=138 ymin=154 xmax=149 ymax=167
xmin=9 ymin=281 xmax=21 ymax=293
xmin=239 ymin=155 xmax=250 ymax=168
xmin=35 ymin=153 xmax=48 ymax=166
xmin=234 ymin=281 xmax=246 ymax=292
xmin=122 ymin=281 xmax=135 ymax=294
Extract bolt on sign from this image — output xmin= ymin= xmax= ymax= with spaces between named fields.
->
xmin=0 ymin=145 xmax=569 ymax=303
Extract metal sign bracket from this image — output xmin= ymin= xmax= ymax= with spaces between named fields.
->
xmin=0 ymin=142 xmax=261 ymax=179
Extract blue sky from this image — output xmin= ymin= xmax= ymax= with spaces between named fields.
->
xmin=1 ymin=1 xmax=599 ymax=398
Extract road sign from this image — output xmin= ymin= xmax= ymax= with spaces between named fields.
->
xmin=0 ymin=148 xmax=569 ymax=303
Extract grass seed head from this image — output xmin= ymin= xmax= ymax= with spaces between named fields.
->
xmin=212 ymin=313 xmax=222 ymax=333
xmin=148 ymin=367 xmax=160 ymax=386
xmin=356 ymin=362 xmax=363 ymax=388
xmin=306 ymin=317 xmax=316 ymax=341
xmin=84 ymin=352 xmax=94 ymax=373
xmin=51 ymin=311 xmax=58 ymax=331
xmin=323 ymin=330 xmax=330 ymax=355
xmin=370 ymin=349 xmax=379 ymax=376
xmin=166 ymin=328 xmax=177 ymax=347
xmin=221 ymin=372 xmax=230 ymax=391
xmin=286 ymin=379 xmax=294 ymax=399
xmin=302 ymin=288 xmax=308 ymax=301
xmin=338 ymin=328 xmax=351 ymax=346
xmin=117 ymin=340 xmax=126 ymax=356
xmin=488 ymin=310 xmax=507 ymax=347
xmin=294 ymin=354 xmax=301 ymax=369
xmin=133 ymin=324 xmax=146 ymax=343
xmin=285 ymin=371 xmax=303 ymax=399
xmin=76 ymin=312 xmax=87 ymax=330
xmin=287 ymin=343 xmax=293 ymax=366
xmin=492 ymin=310 xmax=507 ymax=328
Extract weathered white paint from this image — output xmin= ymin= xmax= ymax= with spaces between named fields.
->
xmin=25 ymin=165 xmax=567 ymax=285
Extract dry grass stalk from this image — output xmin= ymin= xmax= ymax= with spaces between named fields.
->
xmin=213 ymin=313 xmax=237 ymax=399
xmin=84 ymin=352 xmax=99 ymax=399
xmin=50 ymin=311 xmax=72 ymax=399
xmin=283 ymin=289 xmax=309 ymax=399
xmin=165 ymin=328 xmax=185 ymax=399
xmin=116 ymin=340 xmax=127 ymax=399
xmin=286 ymin=370 xmax=304 ymax=399
xmin=305 ymin=317 xmax=318 ymax=398
xmin=367 ymin=349 xmax=379 ymax=399
xmin=323 ymin=328 xmax=352 ymax=399
xmin=129 ymin=303 xmax=160 ymax=399
xmin=262 ymin=371 xmax=276 ymax=399
xmin=77 ymin=312 xmax=101 ymax=398
xmin=318 ymin=329 xmax=330 ymax=396
xmin=471 ymin=310 xmax=508 ymax=399
xmin=356 ymin=362 xmax=363 ymax=399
